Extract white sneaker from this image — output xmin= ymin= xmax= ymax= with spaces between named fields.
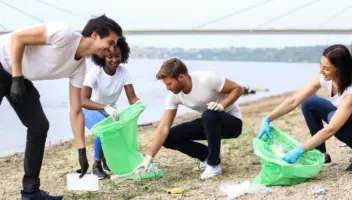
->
xmin=200 ymin=165 xmax=222 ymax=179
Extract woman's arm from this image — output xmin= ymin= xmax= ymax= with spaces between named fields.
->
xmin=124 ymin=84 xmax=139 ymax=105
xmin=283 ymin=94 xmax=352 ymax=163
xmin=267 ymin=74 xmax=321 ymax=121
xmin=81 ymin=86 xmax=106 ymax=110
xmin=301 ymin=94 xmax=352 ymax=151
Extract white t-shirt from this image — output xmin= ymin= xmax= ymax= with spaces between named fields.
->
xmin=165 ymin=71 xmax=242 ymax=119
xmin=83 ymin=65 xmax=132 ymax=108
xmin=319 ymin=74 xmax=352 ymax=107
xmin=0 ymin=22 xmax=86 ymax=88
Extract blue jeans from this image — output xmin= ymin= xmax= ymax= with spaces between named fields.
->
xmin=301 ymin=96 xmax=352 ymax=153
xmin=163 ymin=110 xmax=242 ymax=166
xmin=83 ymin=109 xmax=107 ymax=161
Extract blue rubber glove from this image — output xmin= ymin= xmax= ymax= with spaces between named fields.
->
xmin=282 ymin=146 xmax=304 ymax=163
xmin=258 ymin=117 xmax=272 ymax=139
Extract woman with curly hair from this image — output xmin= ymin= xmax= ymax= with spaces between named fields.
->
xmin=81 ymin=36 xmax=140 ymax=179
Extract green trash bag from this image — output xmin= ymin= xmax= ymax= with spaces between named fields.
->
xmin=91 ymin=102 xmax=164 ymax=179
xmin=252 ymin=126 xmax=324 ymax=186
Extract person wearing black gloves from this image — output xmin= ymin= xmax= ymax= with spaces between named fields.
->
xmin=0 ymin=15 xmax=123 ymax=200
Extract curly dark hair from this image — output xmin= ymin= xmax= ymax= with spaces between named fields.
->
xmin=92 ymin=36 xmax=130 ymax=67
xmin=117 ymin=36 xmax=130 ymax=64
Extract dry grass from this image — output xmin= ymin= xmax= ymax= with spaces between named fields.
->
xmin=1 ymin=89 xmax=352 ymax=200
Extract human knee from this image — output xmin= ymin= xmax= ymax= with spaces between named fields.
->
xmin=326 ymin=110 xmax=338 ymax=123
xmin=29 ymin=116 xmax=49 ymax=137
xmin=163 ymin=137 xmax=174 ymax=149
xmin=201 ymin=110 xmax=218 ymax=123
xmin=301 ymin=96 xmax=319 ymax=112
xmin=163 ymin=130 xmax=178 ymax=149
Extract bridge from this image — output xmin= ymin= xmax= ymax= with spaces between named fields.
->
xmin=2 ymin=28 xmax=352 ymax=35
xmin=1 ymin=0 xmax=352 ymax=35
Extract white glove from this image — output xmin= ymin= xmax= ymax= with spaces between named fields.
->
xmin=104 ymin=105 xmax=119 ymax=121
xmin=134 ymin=99 xmax=142 ymax=104
xmin=207 ymin=102 xmax=224 ymax=112
xmin=134 ymin=155 xmax=153 ymax=172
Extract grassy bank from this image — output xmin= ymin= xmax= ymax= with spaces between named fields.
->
xmin=1 ymin=89 xmax=352 ymax=200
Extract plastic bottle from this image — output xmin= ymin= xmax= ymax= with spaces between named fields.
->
xmin=220 ymin=180 xmax=271 ymax=200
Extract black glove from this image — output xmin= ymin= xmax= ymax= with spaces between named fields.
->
xmin=76 ymin=148 xmax=89 ymax=178
xmin=10 ymin=76 xmax=26 ymax=104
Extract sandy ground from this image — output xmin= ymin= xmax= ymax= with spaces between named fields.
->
xmin=1 ymin=89 xmax=352 ymax=200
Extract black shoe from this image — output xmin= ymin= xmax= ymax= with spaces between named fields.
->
xmin=324 ymin=153 xmax=332 ymax=166
xmin=102 ymin=163 xmax=111 ymax=173
xmin=92 ymin=164 xmax=109 ymax=180
xmin=345 ymin=158 xmax=352 ymax=171
xmin=21 ymin=190 xmax=63 ymax=200
xmin=102 ymin=157 xmax=111 ymax=173
xmin=345 ymin=163 xmax=352 ymax=171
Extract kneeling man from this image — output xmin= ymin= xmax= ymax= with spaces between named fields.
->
xmin=137 ymin=58 xmax=244 ymax=179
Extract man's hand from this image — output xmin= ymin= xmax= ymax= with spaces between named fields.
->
xmin=76 ymin=148 xmax=89 ymax=178
xmin=134 ymin=155 xmax=153 ymax=172
xmin=207 ymin=102 xmax=224 ymax=112
xmin=10 ymin=76 xmax=26 ymax=104
xmin=104 ymin=105 xmax=119 ymax=121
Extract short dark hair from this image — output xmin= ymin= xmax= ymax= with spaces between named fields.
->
xmin=323 ymin=44 xmax=352 ymax=95
xmin=93 ymin=36 xmax=130 ymax=67
xmin=156 ymin=58 xmax=188 ymax=80
xmin=82 ymin=14 xmax=122 ymax=38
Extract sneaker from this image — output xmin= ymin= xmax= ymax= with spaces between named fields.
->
xmin=324 ymin=153 xmax=332 ymax=166
xmin=102 ymin=158 xmax=111 ymax=174
xmin=345 ymin=158 xmax=352 ymax=171
xmin=345 ymin=163 xmax=352 ymax=171
xmin=92 ymin=164 xmax=109 ymax=180
xmin=103 ymin=163 xmax=111 ymax=173
xmin=21 ymin=190 xmax=63 ymax=200
xmin=200 ymin=165 xmax=222 ymax=179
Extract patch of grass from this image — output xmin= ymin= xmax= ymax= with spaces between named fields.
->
xmin=119 ymin=190 xmax=140 ymax=200
xmin=66 ymin=191 xmax=101 ymax=200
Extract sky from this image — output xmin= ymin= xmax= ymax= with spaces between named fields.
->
xmin=1 ymin=0 xmax=352 ymax=48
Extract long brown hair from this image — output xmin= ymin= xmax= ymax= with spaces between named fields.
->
xmin=323 ymin=44 xmax=352 ymax=94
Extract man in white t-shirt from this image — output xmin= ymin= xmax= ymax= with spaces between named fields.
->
xmin=136 ymin=58 xmax=245 ymax=179
xmin=0 ymin=15 xmax=123 ymax=200
xmin=81 ymin=37 xmax=140 ymax=180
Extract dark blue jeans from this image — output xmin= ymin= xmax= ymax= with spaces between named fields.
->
xmin=163 ymin=110 xmax=242 ymax=166
xmin=83 ymin=109 xmax=107 ymax=161
xmin=301 ymin=96 xmax=352 ymax=153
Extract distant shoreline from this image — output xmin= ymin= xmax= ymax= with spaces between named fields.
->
xmin=130 ymin=44 xmax=347 ymax=63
